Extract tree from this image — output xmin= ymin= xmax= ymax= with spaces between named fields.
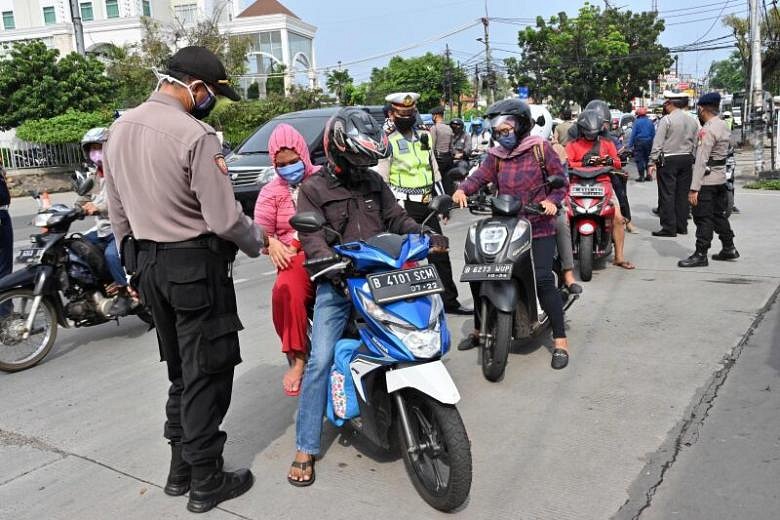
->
xmin=247 ymin=81 xmax=260 ymax=100
xmin=505 ymin=4 xmax=670 ymax=109
xmin=0 ymin=41 xmax=115 ymax=129
xmin=16 ymin=109 xmax=113 ymax=144
xmin=266 ymin=63 xmax=287 ymax=96
xmin=363 ymin=53 xmax=470 ymax=111
xmin=723 ymin=11 xmax=780 ymax=94
xmin=326 ymin=69 xmax=353 ymax=105
xmin=709 ymin=51 xmax=746 ymax=92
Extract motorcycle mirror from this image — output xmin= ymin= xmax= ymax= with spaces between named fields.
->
xmin=447 ymin=166 xmax=468 ymax=182
xmin=289 ymin=212 xmax=327 ymax=233
xmin=546 ymin=176 xmax=566 ymax=189
xmin=76 ymin=177 xmax=95 ymax=197
xmin=535 ymin=115 xmax=546 ymax=127
xmin=427 ymin=195 xmax=453 ymax=215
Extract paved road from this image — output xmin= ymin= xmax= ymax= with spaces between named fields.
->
xmin=1 ymin=171 xmax=779 ymax=520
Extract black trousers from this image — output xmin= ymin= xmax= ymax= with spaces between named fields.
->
xmin=634 ymin=139 xmax=652 ymax=179
xmin=693 ymin=184 xmax=735 ymax=252
xmin=657 ymin=154 xmax=693 ymax=233
xmin=403 ymin=199 xmax=460 ymax=308
xmin=436 ymin=154 xmax=455 ymax=195
xmin=611 ymin=173 xmax=631 ymax=221
xmin=136 ymin=243 xmax=243 ymax=471
xmin=470 ymin=236 xmax=566 ymax=338
xmin=0 ymin=209 xmax=12 ymax=279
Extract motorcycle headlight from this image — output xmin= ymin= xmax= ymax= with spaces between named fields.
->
xmin=358 ymin=291 xmax=409 ymax=327
xmin=33 ymin=213 xmax=51 ymax=227
xmin=510 ymin=220 xmax=530 ymax=242
xmin=479 ymin=225 xmax=508 ymax=255
xmin=468 ymin=223 xmax=477 ymax=244
xmin=388 ymin=324 xmax=441 ymax=359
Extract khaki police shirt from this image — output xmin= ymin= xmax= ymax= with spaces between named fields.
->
xmin=103 ymin=92 xmax=263 ymax=257
xmin=691 ymin=116 xmax=731 ymax=191
xmin=649 ymin=108 xmax=699 ymax=163
xmin=431 ymin=122 xmax=453 ymax=155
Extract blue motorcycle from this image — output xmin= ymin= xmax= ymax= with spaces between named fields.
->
xmin=290 ymin=196 xmax=472 ymax=512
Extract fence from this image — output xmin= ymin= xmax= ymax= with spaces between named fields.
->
xmin=1 ymin=141 xmax=82 ymax=171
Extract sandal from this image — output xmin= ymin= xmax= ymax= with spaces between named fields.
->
xmin=287 ymin=458 xmax=315 ymax=487
xmin=612 ymin=260 xmax=636 ymax=270
xmin=565 ymin=283 xmax=583 ymax=295
xmin=551 ymin=348 xmax=569 ymax=370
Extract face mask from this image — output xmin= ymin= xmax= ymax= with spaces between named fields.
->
xmin=497 ymin=134 xmax=518 ymax=150
xmin=276 ymin=160 xmax=305 ymax=185
xmin=395 ymin=116 xmax=415 ymax=131
xmin=697 ymin=109 xmax=706 ymax=126
xmin=155 ymin=72 xmax=216 ymax=120
xmin=89 ymin=149 xmax=103 ymax=166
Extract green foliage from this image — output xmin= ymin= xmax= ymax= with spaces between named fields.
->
xmin=105 ymin=44 xmax=157 ymax=109
xmin=0 ymin=41 xmax=115 ymax=129
xmin=326 ymin=69 xmax=353 ymax=105
xmin=709 ymin=52 xmax=747 ymax=92
xmin=363 ymin=53 xmax=470 ymax=112
xmin=344 ymin=83 xmax=367 ymax=105
xmin=723 ymin=11 xmax=780 ymax=94
xmin=16 ymin=109 xmax=113 ymax=144
xmin=744 ymin=179 xmax=780 ymax=190
xmin=266 ymin=63 xmax=287 ymax=97
xmin=247 ymin=81 xmax=260 ymax=100
xmin=505 ymin=4 xmax=670 ymax=109
xmin=205 ymin=87 xmax=324 ymax=145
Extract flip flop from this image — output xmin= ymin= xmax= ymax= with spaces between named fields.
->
xmin=287 ymin=459 xmax=315 ymax=487
xmin=613 ymin=260 xmax=636 ymax=270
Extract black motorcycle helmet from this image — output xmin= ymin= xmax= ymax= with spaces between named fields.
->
xmin=576 ymin=110 xmax=603 ymax=141
xmin=450 ymin=118 xmax=464 ymax=132
xmin=585 ymin=99 xmax=611 ymax=131
xmin=484 ymin=98 xmax=534 ymax=141
xmin=324 ymin=107 xmax=391 ymax=171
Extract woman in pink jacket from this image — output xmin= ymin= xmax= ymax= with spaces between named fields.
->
xmin=254 ymin=124 xmax=320 ymax=396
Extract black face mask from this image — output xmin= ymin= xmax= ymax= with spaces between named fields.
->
xmin=395 ymin=116 xmax=415 ymax=131
xmin=190 ymin=83 xmax=217 ymax=120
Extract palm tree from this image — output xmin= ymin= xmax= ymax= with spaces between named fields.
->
xmin=326 ymin=69 xmax=353 ymax=105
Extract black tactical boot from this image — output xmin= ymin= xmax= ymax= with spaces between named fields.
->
xmin=164 ymin=441 xmax=191 ymax=497
xmin=187 ymin=462 xmax=254 ymax=514
xmin=678 ymin=250 xmax=709 ymax=268
xmin=712 ymin=246 xmax=740 ymax=261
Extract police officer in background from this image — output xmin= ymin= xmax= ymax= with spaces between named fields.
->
xmin=430 ymin=105 xmax=455 ymax=194
xmin=648 ymin=91 xmax=699 ymax=237
xmin=376 ymin=92 xmax=472 ymax=315
xmin=104 ymin=47 xmax=265 ymax=514
xmin=678 ymin=92 xmax=739 ymax=267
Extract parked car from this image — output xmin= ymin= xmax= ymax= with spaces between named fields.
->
xmin=227 ymin=106 xmax=385 ymax=215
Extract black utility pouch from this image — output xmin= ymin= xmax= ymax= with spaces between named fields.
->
xmin=120 ymin=235 xmax=138 ymax=275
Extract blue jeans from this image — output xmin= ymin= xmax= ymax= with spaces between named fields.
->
xmin=634 ymin=139 xmax=652 ymax=178
xmin=296 ymin=282 xmax=351 ymax=455
xmin=84 ymin=231 xmax=127 ymax=286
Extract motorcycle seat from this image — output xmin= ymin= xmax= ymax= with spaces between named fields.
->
xmin=569 ymin=167 xmax=614 ymax=179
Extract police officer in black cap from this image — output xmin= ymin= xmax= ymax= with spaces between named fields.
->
xmin=104 ymin=46 xmax=265 ymax=513
xmin=678 ymin=92 xmax=738 ymax=267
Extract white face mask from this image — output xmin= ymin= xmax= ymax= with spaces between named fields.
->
xmin=153 ymin=68 xmax=216 ymax=119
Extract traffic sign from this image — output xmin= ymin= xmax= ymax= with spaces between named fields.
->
xmin=518 ymin=86 xmax=529 ymax=99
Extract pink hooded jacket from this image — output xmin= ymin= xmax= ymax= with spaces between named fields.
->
xmin=253 ymin=124 xmax=321 ymax=248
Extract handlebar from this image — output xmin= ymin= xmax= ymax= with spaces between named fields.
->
xmin=303 ymin=254 xmax=341 ymax=268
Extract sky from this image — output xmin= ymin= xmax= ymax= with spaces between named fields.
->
xmin=240 ymin=0 xmax=746 ymax=84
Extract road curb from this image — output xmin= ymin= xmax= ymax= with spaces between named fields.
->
xmin=612 ymin=283 xmax=780 ymax=520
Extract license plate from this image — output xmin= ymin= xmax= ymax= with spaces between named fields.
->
xmin=367 ymin=265 xmax=443 ymax=304
xmin=16 ymin=248 xmax=43 ymax=263
xmin=570 ymin=185 xmax=605 ymax=197
xmin=460 ymin=263 xmax=513 ymax=282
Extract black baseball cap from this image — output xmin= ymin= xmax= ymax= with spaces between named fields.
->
xmin=430 ymin=106 xmax=445 ymax=115
xmin=167 ymin=46 xmax=241 ymax=101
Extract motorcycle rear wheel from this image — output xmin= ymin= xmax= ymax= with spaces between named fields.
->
xmin=0 ymin=289 xmax=58 ymax=372
xmin=579 ymin=235 xmax=594 ymax=282
xmin=482 ymin=309 xmax=512 ymax=382
xmin=396 ymin=390 xmax=472 ymax=512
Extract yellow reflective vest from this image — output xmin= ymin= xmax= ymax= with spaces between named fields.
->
xmin=387 ymin=130 xmax=435 ymax=190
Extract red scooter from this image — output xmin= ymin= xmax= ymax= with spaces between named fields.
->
xmin=567 ymin=165 xmax=615 ymax=281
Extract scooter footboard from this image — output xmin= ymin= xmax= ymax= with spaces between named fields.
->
xmin=385 ymin=361 xmax=460 ymax=404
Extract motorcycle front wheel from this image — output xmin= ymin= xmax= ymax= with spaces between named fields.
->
xmin=482 ymin=308 xmax=512 ymax=382
xmin=396 ymin=390 xmax=472 ymax=512
xmin=0 ymin=289 xmax=58 ymax=372
xmin=579 ymin=235 xmax=594 ymax=282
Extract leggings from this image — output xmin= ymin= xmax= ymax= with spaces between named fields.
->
xmin=555 ymin=210 xmax=574 ymax=272
xmin=470 ymin=236 xmax=566 ymax=339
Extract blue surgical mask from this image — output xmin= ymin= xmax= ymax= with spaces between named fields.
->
xmin=276 ymin=160 xmax=305 ymax=185
xmin=497 ymin=134 xmax=518 ymax=150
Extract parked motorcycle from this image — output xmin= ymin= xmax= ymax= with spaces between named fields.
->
xmin=0 ymin=180 xmax=152 ymax=372
xmin=289 ymin=195 xmax=472 ymax=512
xmin=567 ymin=166 xmax=616 ymax=282
xmin=460 ymin=177 xmax=577 ymax=382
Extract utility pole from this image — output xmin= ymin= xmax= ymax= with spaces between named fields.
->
xmin=69 ymin=0 xmax=86 ymax=55
xmin=481 ymin=1 xmax=494 ymax=105
xmin=474 ymin=64 xmax=480 ymax=110
xmin=445 ymin=44 xmax=453 ymax=116
xmin=749 ymin=0 xmax=764 ymax=174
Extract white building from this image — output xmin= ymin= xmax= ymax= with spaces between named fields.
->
xmin=0 ymin=0 xmax=317 ymax=95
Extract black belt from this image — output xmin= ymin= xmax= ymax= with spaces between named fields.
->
xmin=138 ymin=236 xmax=212 ymax=251
xmin=706 ymin=158 xmax=727 ymax=167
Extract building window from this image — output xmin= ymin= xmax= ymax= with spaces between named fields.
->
xmin=80 ymin=2 xmax=94 ymax=22
xmin=105 ymin=0 xmax=119 ymax=18
xmin=2 ymin=11 xmax=14 ymax=30
xmin=174 ymin=3 xmax=197 ymax=25
xmin=142 ymin=0 xmax=151 ymax=16
xmin=43 ymin=6 xmax=57 ymax=25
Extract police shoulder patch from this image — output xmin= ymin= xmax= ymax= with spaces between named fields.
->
xmin=214 ymin=154 xmax=228 ymax=175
